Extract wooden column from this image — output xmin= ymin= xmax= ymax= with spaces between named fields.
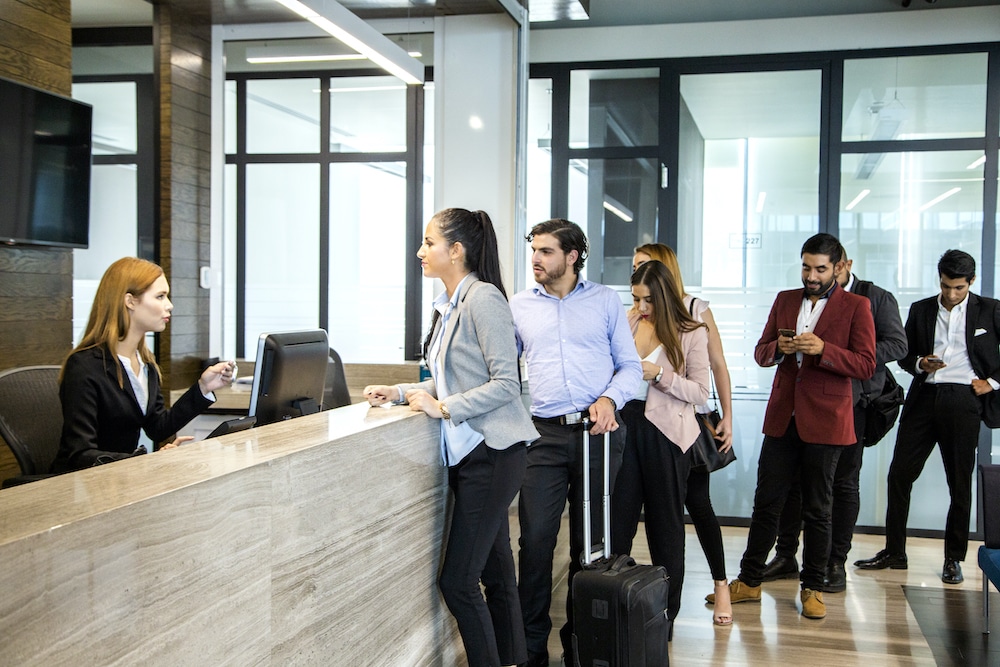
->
xmin=0 ymin=0 xmax=73 ymax=480
xmin=154 ymin=3 xmax=212 ymax=392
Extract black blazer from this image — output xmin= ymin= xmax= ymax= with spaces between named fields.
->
xmin=852 ymin=277 xmax=907 ymax=405
xmin=899 ymin=292 xmax=1000 ymax=428
xmin=52 ymin=346 xmax=212 ymax=472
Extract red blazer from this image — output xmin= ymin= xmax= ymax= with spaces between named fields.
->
xmin=755 ymin=285 xmax=876 ymax=445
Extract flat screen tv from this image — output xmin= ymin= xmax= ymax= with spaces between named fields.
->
xmin=0 ymin=76 xmax=93 ymax=248
xmin=249 ymin=329 xmax=331 ymax=427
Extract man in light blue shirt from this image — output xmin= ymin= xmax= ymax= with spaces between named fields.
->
xmin=511 ymin=219 xmax=642 ymax=667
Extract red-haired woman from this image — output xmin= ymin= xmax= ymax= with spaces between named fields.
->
xmin=52 ymin=257 xmax=235 ymax=472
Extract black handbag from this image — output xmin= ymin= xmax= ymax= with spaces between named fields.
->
xmin=860 ymin=369 xmax=905 ymax=447
xmin=689 ymin=373 xmax=736 ymax=473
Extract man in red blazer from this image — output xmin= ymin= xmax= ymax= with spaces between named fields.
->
xmin=709 ymin=233 xmax=875 ymax=620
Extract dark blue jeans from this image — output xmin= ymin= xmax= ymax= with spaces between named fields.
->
xmin=738 ymin=419 xmax=842 ymax=590
xmin=775 ymin=403 xmax=865 ymax=566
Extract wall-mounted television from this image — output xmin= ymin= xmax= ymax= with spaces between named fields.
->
xmin=0 ymin=76 xmax=93 ymax=249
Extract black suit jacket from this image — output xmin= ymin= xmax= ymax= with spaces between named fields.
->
xmin=52 ymin=346 xmax=212 ymax=472
xmin=851 ymin=276 xmax=907 ymax=405
xmin=899 ymin=292 xmax=1000 ymax=428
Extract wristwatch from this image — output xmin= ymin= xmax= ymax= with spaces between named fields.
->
xmin=604 ymin=396 xmax=617 ymax=411
xmin=653 ymin=367 xmax=664 ymax=384
xmin=439 ymin=401 xmax=451 ymax=421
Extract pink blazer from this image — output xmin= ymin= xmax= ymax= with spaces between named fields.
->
xmin=628 ymin=311 xmax=711 ymax=452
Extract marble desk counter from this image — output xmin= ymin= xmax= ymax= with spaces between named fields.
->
xmin=0 ymin=403 xmax=463 ymax=666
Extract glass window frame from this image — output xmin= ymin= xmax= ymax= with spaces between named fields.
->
xmin=225 ymin=69 xmax=425 ymax=360
xmin=529 ymin=42 xmax=1000 ymax=537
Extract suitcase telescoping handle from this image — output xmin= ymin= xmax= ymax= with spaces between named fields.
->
xmin=581 ymin=417 xmax=612 ymax=566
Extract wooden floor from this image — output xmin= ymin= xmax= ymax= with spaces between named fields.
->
xmin=511 ymin=517 xmax=997 ymax=666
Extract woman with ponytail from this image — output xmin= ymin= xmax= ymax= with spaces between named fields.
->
xmin=364 ymin=208 xmax=537 ymax=667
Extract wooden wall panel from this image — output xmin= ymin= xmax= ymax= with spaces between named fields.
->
xmin=155 ymin=3 xmax=212 ymax=393
xmin=0 ymin=0 xmax=72 ymax=479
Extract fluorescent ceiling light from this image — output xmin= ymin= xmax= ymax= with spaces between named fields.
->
xmin=845 ymin=189 xmax=870 ymax=211
xmin=327 ymin=85 xmax=406 ymax=94
xmin=603 ymin=196 xmax=633 ymax=223
xmin=248 ymin=53 xmax=365 ymax=64
xmin=755 ymin=192 xmax=766 ymax=214
xmin=967 ymin=155 xmax=986 ymax=170
xmin=270 ymin=0 xmax=424 ymax=85
xmin=919 ymin=187 xmax=961 ymax=212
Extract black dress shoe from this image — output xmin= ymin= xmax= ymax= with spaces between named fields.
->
xmin=942 ymin=559 xmax=964 ymax=584
xmin=520 ymin=651 xmax=549 ymax=667
xmin=854 ymin=549 xmax=908 ymax=570
xmin=822 ymin=562 xmax=847 ymax=593
xmin=761 ymin=554 xmax=799 ymax=581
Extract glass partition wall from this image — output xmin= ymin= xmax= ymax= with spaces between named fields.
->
xmin=224 ymin=70 xmax=421 ymax=362
xmin=531 ymin=45 xmax=1000 ymax=532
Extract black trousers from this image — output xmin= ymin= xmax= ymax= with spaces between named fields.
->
xmin=738 ymin=419 xmax=842 ymax=590
xmin=885 ymin=383 xmax=982 ymax=560
xmin=686 ymin=466 xmax=728 ymax=581
xmin=517 ymin=418 xmax=625 ymax=658
xmin=440 ymin=440 xmax=527 ymax=667
xmin=612 ymin=400 xmax=691 ymax=620
xmin=774 ymin=403 xmax=866 ymax=566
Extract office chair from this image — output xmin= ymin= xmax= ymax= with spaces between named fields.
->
xmin=0 ymin=365 xmax=63 ymax=488
xmin=979 ymin=463 xmax=1000 ymax=634
xmin=323 ymin=348 xmax=352 ymax=410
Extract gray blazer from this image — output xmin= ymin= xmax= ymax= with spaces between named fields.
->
xmin=399 ymin=276 xmax=539 ymax=451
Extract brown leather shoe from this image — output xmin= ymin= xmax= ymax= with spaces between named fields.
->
xmin=705 ymin=579 xmax=761 ymax=604
xmin=800 ymin=588 xmax=826 ymax=619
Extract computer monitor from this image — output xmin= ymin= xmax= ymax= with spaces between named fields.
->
xmin=248 ymin=329 xmax=330 ymax=427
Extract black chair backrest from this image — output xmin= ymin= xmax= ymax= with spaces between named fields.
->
xmin=981 ymin=464 xmax=1000 ymax=549
xmin=0 ymin=365 xmax=63 ymax=477
xmin=323 ymin=348 xmax=351 ymax=410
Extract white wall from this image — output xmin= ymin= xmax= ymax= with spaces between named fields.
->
xmin=433 ymin=13 xmax=522 ymax=293
xmin=529 ymin=6 xmax=1000 ymax=63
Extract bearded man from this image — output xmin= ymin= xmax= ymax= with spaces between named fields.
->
xmin=708 ymin=232 xmax=875 ymax=620
xmin=510 ymin=218 xmax=642 ymax=667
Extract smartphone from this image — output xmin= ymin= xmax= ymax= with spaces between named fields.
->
xmin=778 ymin=328 xmax=796 ymax=338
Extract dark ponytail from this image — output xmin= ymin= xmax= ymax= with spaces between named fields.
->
xmin=421 ymin=208 xmax=508 ymax=360
xmin=433 ymin=208 xmax=507 ymax=299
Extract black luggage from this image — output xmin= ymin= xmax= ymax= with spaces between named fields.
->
xmin=571 ymin=420 xmax=671 ymax=667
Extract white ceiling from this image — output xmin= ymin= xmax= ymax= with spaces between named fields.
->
xmin=70 ymin=0 xmax=1000 ymax=29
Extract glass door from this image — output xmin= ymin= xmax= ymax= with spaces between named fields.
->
xmin=676 ymin=68 xmax=823 ymax=518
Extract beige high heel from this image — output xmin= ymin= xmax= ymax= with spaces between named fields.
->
xmin=713 ymin=579 xmax=733 ymax=626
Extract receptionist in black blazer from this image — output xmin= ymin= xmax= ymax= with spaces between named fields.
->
xmin=51 ymin=257 xmax=236 ymax=473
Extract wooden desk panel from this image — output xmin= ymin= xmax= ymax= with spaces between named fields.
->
xmin=0 ymin=403 xmax=462 ymax=666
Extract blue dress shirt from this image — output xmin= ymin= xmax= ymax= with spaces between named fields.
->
xmin=510 ymin=278 xmax=643 ymax=419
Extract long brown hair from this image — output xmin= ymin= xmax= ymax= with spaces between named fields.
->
xmin=631 ymin=260 xmax=704 ymax=372
xmin=62 ymin=257 xmax=164 ymax=387
xmin=634 ymin=243 xmax=687 ymax=296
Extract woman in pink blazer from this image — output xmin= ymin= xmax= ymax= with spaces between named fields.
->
xmin=611 ymin=259 xmax=710 ymax=633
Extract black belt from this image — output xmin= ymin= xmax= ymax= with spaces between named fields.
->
xmin=533 ymin=410 xmax=590 ymax=426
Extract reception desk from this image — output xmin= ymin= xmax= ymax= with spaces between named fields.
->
xmin=0 ymin=403 xmax=464 ymax=665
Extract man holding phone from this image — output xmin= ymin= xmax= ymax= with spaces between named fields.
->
xmin=855 ymin=249 xmax=1000 ymax=584
xmin=710 ymin=233 xmax=875 ymax=620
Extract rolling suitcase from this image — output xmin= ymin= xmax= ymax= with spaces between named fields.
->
xmin=571 ymin=420 xmax=671 ymax=667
